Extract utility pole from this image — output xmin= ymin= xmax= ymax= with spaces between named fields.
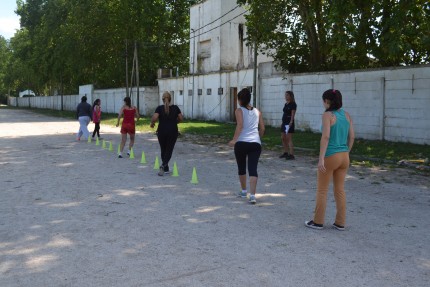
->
xmin=191 ymin=28 xmax=196 ymax=119
xmin=125 ymin=39 xmax=129 ymax=97
xmin=252 ymin=41 xmax=258 ymax=108
xmin=135 ymin=42 xmax=140 ymax=113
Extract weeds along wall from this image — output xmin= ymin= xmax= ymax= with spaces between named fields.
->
xmin=8 ymin=86 xmax=160 ymax=117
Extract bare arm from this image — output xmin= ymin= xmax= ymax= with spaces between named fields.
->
xmin=258 ymin=111 xmax=265 ymax=138
xmin=346 ymin=112 xmax=355 ymax=151
xmin=177 ymin=113 xmax=183 ymax=123
xmin=150 ymin=113 xmax=159 ymax=128
xmin=289 ymin=109 xmax=296 ymax=125
xmin=228 ymin=108 xmax=243 ymax=146
xmin=116 ymin=106 xmax=124 ymax=127
xmin=134 ymin=106 xmax=140 ymax=121
xmin=318 ymin=112 xmax=332 ymax=172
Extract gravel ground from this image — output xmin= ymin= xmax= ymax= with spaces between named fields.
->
xmin=0 ymin=109 xmax=429 ymax=287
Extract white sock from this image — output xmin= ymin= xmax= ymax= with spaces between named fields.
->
xmin=242 ymin=189 xmax=247 ymax=194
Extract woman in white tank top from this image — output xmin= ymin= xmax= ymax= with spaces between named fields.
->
xmin=229 ymin=88 xmax=265 ymax=204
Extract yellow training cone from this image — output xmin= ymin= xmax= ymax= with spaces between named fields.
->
xmin=190 ymin=167 xmax=198 ymax=184
xmin=96 ymin=137 xmax=100 ymax=146
xmin=109 ymin=141 xmax=113 ymax=151
xmin=140 ymin=151 xmax=147 ymax=164
xmin=172 ymin=162 xmax=179 ymax=177
xmin=129 ymin=148 xmax=135 ymax=159
xmin=153 ymin=156 xmax=160 ymax=170
xmin=117 ymin=144 xmax=121 ymax=154
xmin=87 ymin=137 xmax=91 ymax=143
xmin=102 ymin=140 xmax=106 ymax=149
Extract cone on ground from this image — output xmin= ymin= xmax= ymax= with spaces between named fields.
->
xmin=190 ymin=167 xmax=198 ymax=184
xmin=117 ymin=144 xmax=121 ymax=154
xmin=140 ymin=151 xmax=147 ymax=164
xmin=108 ymin=141 xmax=113 ymax=151
xmin=87 ymin=137 xmax=91 ymax=143
xmin=153 ymin=156 xmax=160 ymax=170
xmin=172 ymin=162 xmax=179 ymax=177
xmin=102 ymin=140 xmax=106 ymax=149
xmin=96 ymin=137 xmax=100 ymax=146
xmin=129 ymin=148 xmax=135 ymax=159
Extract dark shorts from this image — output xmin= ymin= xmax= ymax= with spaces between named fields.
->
xmin=121 ymin=123 xmax=135 ymax=135
xmin=281 ymin=122 xmax=295 ymax=133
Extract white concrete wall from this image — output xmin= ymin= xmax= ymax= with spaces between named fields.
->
xmin=158 ymin=69 xmax=254 ymax=121
xmin=258 ymin=63 xmax=430 ymax=145
xmin=9 ymin=86 xmax=159 ymax=117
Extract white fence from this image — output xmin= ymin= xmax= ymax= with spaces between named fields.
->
xmin=8 ymin=86 xmax=160 ymax=116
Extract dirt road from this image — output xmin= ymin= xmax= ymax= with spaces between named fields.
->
xmin=1 ymin=109 xmax=429 ymax=287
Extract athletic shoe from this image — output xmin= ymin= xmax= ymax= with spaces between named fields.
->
xmin=332 ymin=223 xmax=345 ymax=231
xmin=237 ymin=191 xmax=247 ymax=198
xmin=127 ymin=151 xmax=130 ymax=157
xmin=279 ymin=152 xmax=288 ymax=158
xmin=158 ymin=167 xmax=164 ymax=176
xmin=164 ymin=165 xmax=170 ymax=174
xmin=118 ymin=154 xmax=123 ymax=158
xmin=249 ymin=195 xmax=256 ymax=204
xmin=286 ymin=154 xmax=295 ymax=160
xmin=77 ymin=137 xmax=80 ymax=141
xmin=305 ymin=220 xmax=323 ymax=230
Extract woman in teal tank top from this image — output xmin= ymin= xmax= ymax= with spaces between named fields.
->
xmin=305 ymin=89 xmax=355 ymax=231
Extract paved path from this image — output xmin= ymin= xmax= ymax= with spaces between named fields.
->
xmin=0 ymin=109 xmax=429 ymax=287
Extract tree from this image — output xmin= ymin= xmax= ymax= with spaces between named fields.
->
xmin=238 ymin=0 xmax=430 ymax=72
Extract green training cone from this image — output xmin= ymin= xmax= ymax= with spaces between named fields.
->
xmin=102 ymin=140 xmax=106 ymax=149
xmin=140 ymin=151 xmax=147 ymax=164
xmin=87 ymin=137 xmax=91 ymax=143
xmin=108 ymin=141 xmax=113 ymax=151
xmin=190 ymin=167 xmax=198 ymax=184
xmin=172 ymin=162 xmax=179 ymax=177
xmin=95 ymin=137 xmax=100 ymax=146
xmin=129 ymin=148 xmax=135 ymax=159
xmin=117 ymin=143 xmax=121 ymax=154
xmin=153 ymin=156 xmax=160 ymax=170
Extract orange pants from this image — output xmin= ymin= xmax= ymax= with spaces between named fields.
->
xmin=314 ymin=152 xmax=349 ymax=226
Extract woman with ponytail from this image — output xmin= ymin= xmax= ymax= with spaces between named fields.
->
xmin=150 ymin=91 xmax=183 ymax=176
xmin=305 ymin=89 xmax=355 ymax=231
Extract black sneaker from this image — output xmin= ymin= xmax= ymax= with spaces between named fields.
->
xmin=118 ymin=154 xmax=123 ymax=158
xmin=286 ymin=154 xmax=295 ymax=160
xmin=164 ymin=165 xmax=170 ymax=174
xmin=305 ymin=220 xmax=323 ymax=230
xmin=279 ymin=152 xmax=288 ymax=158
xmin=332 ymin=223 xmax=345 ymax=231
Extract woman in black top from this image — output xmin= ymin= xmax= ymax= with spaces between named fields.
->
xmin=150 ymin=91 xmax=183 ymax=176
xmin=280 ymin=91 xmax=297 ymax=160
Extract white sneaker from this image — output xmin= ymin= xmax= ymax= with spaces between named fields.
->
xmin=249 ymin=195 xmax=256 ymax=204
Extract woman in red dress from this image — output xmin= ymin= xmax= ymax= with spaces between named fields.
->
xmin=116 ymin=96 xmax=140 ymax=158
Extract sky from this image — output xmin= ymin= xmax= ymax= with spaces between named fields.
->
xmin=0 ymin=0 xmax=20 ymax=39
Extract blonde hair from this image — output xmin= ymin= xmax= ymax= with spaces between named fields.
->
xmin=162 ymin=91 xmax=171 ymax=115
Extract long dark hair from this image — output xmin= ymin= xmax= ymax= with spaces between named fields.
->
xmin=238 ymin=88 xmax=251 ymax=107
xmin=286 ymin=91 xmax=295 ymax=103
xmin=92 ymin=98 xmax=100 ymax=111
xmin=123 ymin=96 xmax=131 ymax=108
xmin=322 ymin=89 xmax=342 ymax=111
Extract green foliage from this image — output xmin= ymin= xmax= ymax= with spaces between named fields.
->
xmin=3 ymin=0 xmax=199 ymax=95
xmin=238 ymin=0 xmax=430 ymax=72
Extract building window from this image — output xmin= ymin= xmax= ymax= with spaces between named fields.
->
xmin=207 ymin=89 xmax=212 ymax=95
xmin=188 ymin=89 xmax=193 ymax=96
xmin=198 ymin=89 xmax=202 ymax=95
xmin=179 ymin=90 xmax=183 ymax=95
xmin=218 ymin=88 xmax=223 ymax=95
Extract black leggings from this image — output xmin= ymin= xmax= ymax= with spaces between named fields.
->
xmin=234 ymin=142 xmax=262 ymax=177
xmin=92 ymin=123 xmax=100 ymax=138
xmin=157 ymin=132 xmax=178 ymax=167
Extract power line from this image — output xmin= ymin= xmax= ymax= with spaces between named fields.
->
xmin=191 ymin=4 xmax=241 ymax=33
xmin=190 ymin=10 xmax=248 ymax=40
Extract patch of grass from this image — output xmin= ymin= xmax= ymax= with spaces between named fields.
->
xmin=2 ymin=106 xmax=429 ymax=164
